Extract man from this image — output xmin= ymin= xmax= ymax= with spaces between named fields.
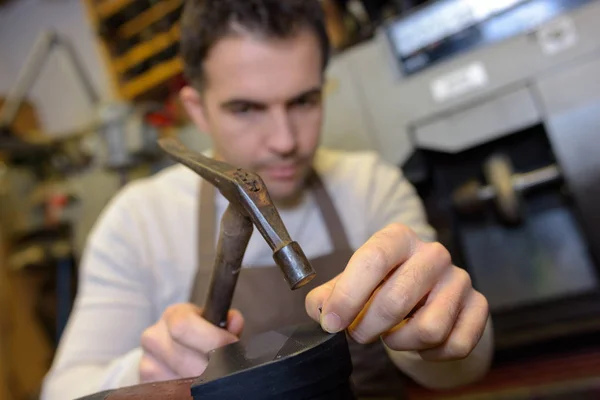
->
xmin=41 ymin=0 xmax=493 ymax=399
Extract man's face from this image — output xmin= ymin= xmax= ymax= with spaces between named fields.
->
xmin=181 ymin=28 xmax=325 ymax=203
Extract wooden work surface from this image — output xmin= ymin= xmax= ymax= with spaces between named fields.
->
xmin=0 ymin=229 xmax=54 ymax=400
xmin=406 ymin=345 xmax=600 ymax=399
xmin=0 ymin=237 xmax=14 ymax=400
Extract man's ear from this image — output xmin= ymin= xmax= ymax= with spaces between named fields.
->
xmin=179 ymin=86 xmax=210 ymax=134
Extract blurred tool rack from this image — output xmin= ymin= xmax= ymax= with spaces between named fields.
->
xmin=82 ymin=0 xmax=185 ymax=101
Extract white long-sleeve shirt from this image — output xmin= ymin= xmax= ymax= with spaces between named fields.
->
xmin=41 ymin=147 xmax=436 ymax=400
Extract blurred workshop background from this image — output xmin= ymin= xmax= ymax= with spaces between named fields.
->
xmin=2 ymin=0 xmax=600 ymax=399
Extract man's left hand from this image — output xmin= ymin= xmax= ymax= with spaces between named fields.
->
xmin=305 ymin=223 xmax=489 ymax=361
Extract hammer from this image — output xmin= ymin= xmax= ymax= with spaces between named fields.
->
xmin=157 ymin=136 xmax=316 ymax=328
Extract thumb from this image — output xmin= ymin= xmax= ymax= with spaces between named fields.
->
xmin=305 ymin=274 xmax=341 ymax=323
xmin=226 ymin=309 xmax=245 ymax=337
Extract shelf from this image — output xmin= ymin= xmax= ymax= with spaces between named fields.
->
xmin=114 ymin=24 xmax=180 ymax=74
xmin=82 ymin=0 xmax=185 ymax=104
xmin=121 ymin=57 xmax=183 ymax=100
xmin=83 ymin=0 xmax=350 ymax=106
xmin=119 ymin=0 xmax=182 ymax=39
xmin=96 ymin=0 xmax=136 ymax=19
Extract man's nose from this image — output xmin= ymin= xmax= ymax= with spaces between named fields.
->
xmin=266 ymin=108 xmax=297 ymax=156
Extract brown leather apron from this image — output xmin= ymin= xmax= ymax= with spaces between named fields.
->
xmin=190 ymin=172 xmax=407 ymax=399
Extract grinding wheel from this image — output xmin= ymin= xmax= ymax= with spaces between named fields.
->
xmin=452 ymin=179 xmax=487 ymax=215
xmin=484 ymin=153 xmax=522 ymax=224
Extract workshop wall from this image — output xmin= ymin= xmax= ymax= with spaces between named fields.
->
xmin=0 ymin=55 xmax=17 ymax=95
xmin=0 ymin=0 xmax=113 ymax=136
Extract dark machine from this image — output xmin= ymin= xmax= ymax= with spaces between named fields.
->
xmin=403 ymin=123 xmax=600 ymax=352
xmin=325 ymin=0 xmax=600 ymax=356
xmin=77 ymin=137 xmax=356 ymax=400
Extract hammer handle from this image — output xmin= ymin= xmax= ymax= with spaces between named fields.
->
xmin=202 ymin=204 xmax=253 ymax=328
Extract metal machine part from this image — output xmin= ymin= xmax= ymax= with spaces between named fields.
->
xmin=384 ymin=0 xmax=592 ymax=76
xmin=453 ymin=154 xmax=563 ymax=224
xmin=484 ymin=153 xmax=522 ymax=224
xmin=158 ymin=136 xmax=316 ymax=327
xmin=96 ymin=101 xmax=162 ymax=184
xmin=323 ymin=0 xmax=600 ymax=171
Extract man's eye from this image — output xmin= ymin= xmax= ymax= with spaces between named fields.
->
xmin=231 ymin=104 xmax=259 ymax=114
xmin=295 ymin=99 xmax=310 ymax=107
xmin=234 ymin=105 xmax=251 ymax=114
xmin=291 ymin=94 xmax=321 ymax=108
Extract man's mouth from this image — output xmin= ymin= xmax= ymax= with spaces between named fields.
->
xmin=262 ymin=164 xmax=299 ymax=180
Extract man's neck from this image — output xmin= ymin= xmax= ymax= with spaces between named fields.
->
xmin=273 ymin=189 xmax=307 ymax=210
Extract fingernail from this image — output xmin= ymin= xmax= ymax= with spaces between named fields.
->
xmin=321 ymin=313 xmax=342 ymax=333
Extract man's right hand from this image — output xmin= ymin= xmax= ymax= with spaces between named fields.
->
xmin=139 ymin=303 xmax=244 ymax=383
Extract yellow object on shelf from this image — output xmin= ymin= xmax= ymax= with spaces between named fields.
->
xmin=114 ymin=24 xmax=181 ymax=74
xmin=119 ymin=0 xmax=182 ymax=39
xmin=81 ymin=0 xmax=185 ymax=103
xmin=96 ymin=0 xmax=136 ymax=19
xmin=121 ymin=57 xmax=183 ymax=100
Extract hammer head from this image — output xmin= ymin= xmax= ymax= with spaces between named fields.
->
xmin=273 ymin=241 xmax=315 ymax=289
xmin=158 ymin=136 xmax=316 ymax=290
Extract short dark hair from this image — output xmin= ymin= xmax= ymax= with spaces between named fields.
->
xmin=180 ymin=0 xmax=331 ymax=89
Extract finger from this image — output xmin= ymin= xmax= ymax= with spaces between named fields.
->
xmin=164 ymin=304 xmax=241 ymax=353
xmin=139 ymin=351 xmax=179 ymax=383
xmin=226 ymin=309 xmax=245 ymax=337
xmin=381 ymin=266 xmax=472 ymax=350
xmin=321 ymin=224 xmax=419 ymax=333
xmin=347 ymin=241 xmax=452 ymax=343
xmin=305 ymin=274 xmax=340 ymax=321
xmin=142 ymin=319 xmax=208 ymax=378
xmin=418 ymin=290 xmax=489 ymax=361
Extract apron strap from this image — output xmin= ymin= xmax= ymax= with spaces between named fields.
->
xmin=306 ymin=170 xmax=352 ymax=251
xmin=192 ymin=169 xmax=351 ymax=304
xmin=198 ymin=178 xmax=216 ymax=258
